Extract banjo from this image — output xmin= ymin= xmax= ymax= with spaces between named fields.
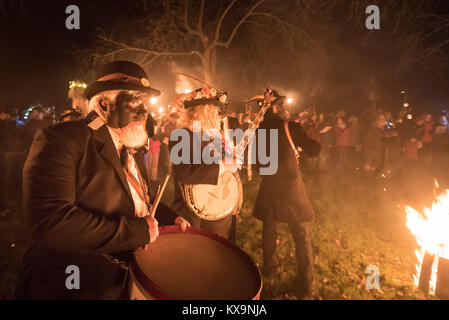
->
xmin=180 ymin=87 xmax=274 ymax=221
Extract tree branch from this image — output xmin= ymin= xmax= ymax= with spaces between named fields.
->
xmin=214 ymin=0 xmax=238 ymax=44
xmin=198 ymin=0 xmax=206 ymax=33
xmin=98 ymin=34 xmax=203 ymax=58
xmin=215 ymin=0 xmax=266 ymax=48
xmin=183 ymin=0 xmax=202 ymax=38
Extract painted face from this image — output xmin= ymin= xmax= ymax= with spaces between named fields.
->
xmin=112 ymin=91 xmax=148 ymax=128
xmin=105 ymin=91 xmax=150 ymax=148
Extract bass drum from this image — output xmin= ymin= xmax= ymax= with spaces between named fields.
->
xmin=129 ymin=226 xmax=262 ymax=300
xmin=181 ymin=171 xmax=243 ymax=221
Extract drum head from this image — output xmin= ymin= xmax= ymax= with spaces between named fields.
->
xmin=131 ymin=226 xmax=262 ymax=300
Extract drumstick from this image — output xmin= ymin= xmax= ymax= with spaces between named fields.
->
xmin=149 ymin=174 xmax=170 ymax=219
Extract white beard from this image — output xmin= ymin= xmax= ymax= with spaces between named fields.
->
xmin=119 ymin=121 xmax=148 ymax=149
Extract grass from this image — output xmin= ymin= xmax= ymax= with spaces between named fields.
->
xmin=236 ymin=171 xmax=430 ymax=300
xmin=0 ymin=162 xmax=443 ymax=300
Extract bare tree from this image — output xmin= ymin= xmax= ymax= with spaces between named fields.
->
xmin=80 ymin=0 xmax=288 ymax=86
xmin=347 ymin=0 xmax=449 ymax=76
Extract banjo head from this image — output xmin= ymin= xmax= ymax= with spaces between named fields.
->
xmin=188 ymin=171 xmax=242 ymax=220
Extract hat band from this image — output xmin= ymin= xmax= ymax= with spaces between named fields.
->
xmin=97 ymin=73 xmax=142 ymax=85
xmin=184 ymin=98 xmax=221 ymax=109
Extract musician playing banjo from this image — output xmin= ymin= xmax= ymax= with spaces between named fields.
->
xmin=15 ymin=61 xmax=190 ymax=299
xmin=169 ymin=87 xmax=240 ymax=239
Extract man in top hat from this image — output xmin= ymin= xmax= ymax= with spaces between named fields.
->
xmin=15 ymin=60 xmax=189 ymax=300
xmin=252 ymin=89 xmax=320 ymax=299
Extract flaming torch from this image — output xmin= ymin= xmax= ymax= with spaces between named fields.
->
xmin=405 ymin=184 xmax=449 ymax=299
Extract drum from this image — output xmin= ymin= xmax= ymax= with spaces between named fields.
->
xmin=129 ymin=226 xmax=262 ymax=300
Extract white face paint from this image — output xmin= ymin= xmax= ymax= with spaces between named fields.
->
xmin=119 ymin=120 xmax=148 ymax=149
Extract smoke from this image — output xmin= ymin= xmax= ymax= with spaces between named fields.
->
xmin=170 ymin=62 xmax=203 ymax=94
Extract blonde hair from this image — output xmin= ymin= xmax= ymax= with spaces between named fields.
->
xmin=177 ymin=104 xmax=221 ymax=132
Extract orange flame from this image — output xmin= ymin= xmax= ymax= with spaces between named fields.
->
xmin=405 ymin=187 xmax=449 ymax=294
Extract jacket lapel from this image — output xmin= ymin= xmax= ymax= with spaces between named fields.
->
xmin=92 ymin=125 xmax=134 ymax=203
xmin=133 ymin=152 xmax=150 ymax=199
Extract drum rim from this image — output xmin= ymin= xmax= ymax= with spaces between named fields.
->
xmin=130 ymin=225 xmax=263 ymax=300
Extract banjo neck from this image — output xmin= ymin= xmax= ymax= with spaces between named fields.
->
xmin=235 ymin=88 xmax=273 ymax=161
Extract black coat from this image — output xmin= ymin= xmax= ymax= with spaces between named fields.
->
xmin=169 ymin=129 xmax=221 ymax=207
xmin=15 ymin=120 xmax=177 ymax=299
xmin=252 ymin=115 xmax=320 ymax=224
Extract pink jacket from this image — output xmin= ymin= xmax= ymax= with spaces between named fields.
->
xmin=148 ymin=138 xmax=161 ymax=153
xmin=335 ymin=127 xmax=350 ymax=146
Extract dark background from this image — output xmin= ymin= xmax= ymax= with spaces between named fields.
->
xmin=1 ymin=0 xmax=449 ymax=114
xmin=0 ymin=0 xmax=131 ymax=108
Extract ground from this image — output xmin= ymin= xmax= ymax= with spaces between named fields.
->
xmin=1 ymin=161 xmax=445 ymax=300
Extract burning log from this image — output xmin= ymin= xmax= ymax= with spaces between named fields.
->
xmin=405 ymin=186 xmax=449 ymax=298
xmin=418 ymin=252 xmax=435 ymax=293
xmin=436 ymin=257 xmax=449 ymax=299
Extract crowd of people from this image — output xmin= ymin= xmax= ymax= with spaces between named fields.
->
xmin=2 ymin=66 xmax=449 ymax=300
xmin=141 ymin=104 xmax=449 ymax=184
xmin=2 ymin=100 xmax=449 ymax=217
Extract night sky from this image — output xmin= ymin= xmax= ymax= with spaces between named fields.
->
xmin=0 ymin=0 xmax=130 ymax=108
xmin=1 ymin=0 xmax=449 ymax=113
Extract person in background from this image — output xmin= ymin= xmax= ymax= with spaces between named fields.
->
xmin=334 ymin=117 xmax=350 ymax=173
xmin=362 ymin=114 xmax=385 ymax=174
xmin=227 ymin=111 xmax=240 ymax=131
xmin=237 ymin=112 xmax=245 ymax=128
xmin=420 ymin=113 xmax=434 ymax=167
xmin=382 ymin=113 xmax=401 ymax=173
xmin=303 ymin=114 xmax=320 ymax=172
xmin=158 ymin=113 xmax=178 ymax=178
xmin=59 ymin=108 xmax=82 ymax=122
xmin=317 ymin=113 xmax=332 ymax=173
xmin=0 ymin=107 xmax=26 ymax=217
xmin=399 ymin=114 xmax=422 ymax=171
xmin=144 ymin=137 xmax=161 ymax=182
xmin=23 ymin=106 xmax=47 ymax=153
xmin=283 ymin=110 xmax=291 ymax=121
xmin=252 ymin=89 xmax=320 ymax=299
xmin=433 ymin=115 xmax=449 ymax=174
xmin=347 ymin=116 xmax=361 ymax=171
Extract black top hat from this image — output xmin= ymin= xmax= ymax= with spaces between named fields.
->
xmin=256 ymin=89 xmax=286 ymax=107
xmin=84 ymin=61 xmax=161 ymax=100
xmin=271 ymin=90 xmax=286 ymax=106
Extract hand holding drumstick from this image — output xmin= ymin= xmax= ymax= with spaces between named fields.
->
xmin=144 ymin=175 xmax=190 ymax=245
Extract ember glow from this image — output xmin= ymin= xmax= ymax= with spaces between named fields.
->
xmin=405 ymin=188 xmax=449 ymax=294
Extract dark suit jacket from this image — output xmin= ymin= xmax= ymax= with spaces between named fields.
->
xmin=252 ymin=114 xmax=321 ymax=224
xmin=168 ymin=129 xmax=221 ymax=210
xmin=15 ymin=120 xmax=177 ymax=300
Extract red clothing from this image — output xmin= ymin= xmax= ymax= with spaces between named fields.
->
xmin=148 ymin=138 xmax=161 ymax=153
xmin=335 ymin=127 xmax=350 ymax=146
xmin=403 ymin=140 xmax=419 ymax=160
xmin=421 ymin=122 xmax=434 ymax=143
